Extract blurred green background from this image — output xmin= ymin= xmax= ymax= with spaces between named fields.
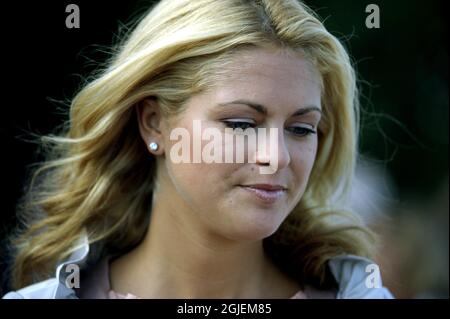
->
xmin=303 ymin=0 xmax=448 ymax=298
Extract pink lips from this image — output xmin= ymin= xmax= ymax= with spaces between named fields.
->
xmin=239 ymin=184 xmax=287 ymax=203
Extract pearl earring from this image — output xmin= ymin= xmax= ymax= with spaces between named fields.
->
xmin=149 ymin=142 xmax=159 ymax=151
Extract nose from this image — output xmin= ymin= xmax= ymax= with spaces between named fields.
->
xmin=255 ymin=128 xmax=290 ymax=173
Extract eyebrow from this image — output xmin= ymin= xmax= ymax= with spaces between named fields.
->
xmin=217 ymin=99 xmax=322 ymax=116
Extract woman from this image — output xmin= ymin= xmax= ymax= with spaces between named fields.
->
xmin=3 ymin=0 xmax=393 ymax=299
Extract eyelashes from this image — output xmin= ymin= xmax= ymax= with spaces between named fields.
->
xmin=222 ymin=120 xmax=255 ymax=131
xmin=221 ymin=120 xmax=317 ymax=137
xmin=285 ymin=126 xmax=317 ymax=137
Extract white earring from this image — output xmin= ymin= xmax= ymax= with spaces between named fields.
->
xmin=149 ymin=142 xmax=159 ymax=151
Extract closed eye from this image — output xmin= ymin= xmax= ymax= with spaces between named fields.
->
xmin=222 ymin=120 xmax=317 ymax=137
xmin=222 ymin=120 xmax=256 ymax=131
xmin=285 ymin=126 xmax=317 ymax=137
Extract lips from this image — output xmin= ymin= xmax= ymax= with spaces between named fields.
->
xmin=238 ymin=184 xmax=287 ymax=203
xmin=241 ymin=184 xmax=287 ymax=191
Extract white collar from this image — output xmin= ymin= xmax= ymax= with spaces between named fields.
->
xmin=53 ymin=229 xmax=90 ymax=298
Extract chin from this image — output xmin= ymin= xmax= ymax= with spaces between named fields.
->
xmin=225 ymin=211 xmax=284 ymax=242
xmin=238 ymin=227 xmax=279 ymax=242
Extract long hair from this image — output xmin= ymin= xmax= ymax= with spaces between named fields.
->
xmin=9 ymin=0 xmax=377 ymax=290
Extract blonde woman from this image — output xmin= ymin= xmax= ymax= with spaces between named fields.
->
xmin=3 ymin=0 xmax=393 ymax=299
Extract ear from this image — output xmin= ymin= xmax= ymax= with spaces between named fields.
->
xmin=136 ymin=98 xmax=165 ymax=155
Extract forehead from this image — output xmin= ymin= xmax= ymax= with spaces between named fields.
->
xmin=212 ymin=48 xmax=322 ymax=108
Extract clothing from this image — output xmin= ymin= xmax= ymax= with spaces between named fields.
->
xmin=2 ymin=232 xmax=394 ymax=299
xmin=77 ymin=256 xmax=335 ymax=299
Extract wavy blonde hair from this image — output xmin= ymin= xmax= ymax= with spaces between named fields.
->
xmin=9 ymin=0 xmax=377 ymax=290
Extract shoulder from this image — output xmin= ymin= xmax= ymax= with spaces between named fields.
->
xmin=2 ymin=230 xmax=90 ymax=299
xmin=2 ymin=278 xmax=77 ymax=299
xmin=327 ymin=254 xmax=395 ymax=299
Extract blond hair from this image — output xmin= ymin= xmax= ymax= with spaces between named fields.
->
xmin=10 ymin=0 xmax=376 ymax=290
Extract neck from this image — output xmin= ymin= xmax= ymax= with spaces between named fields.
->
xmin=110 ymin=170 xmax=300 ymax=298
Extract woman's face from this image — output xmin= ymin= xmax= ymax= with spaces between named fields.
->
xmin=159 ymin=47 xmax=322 ymax=241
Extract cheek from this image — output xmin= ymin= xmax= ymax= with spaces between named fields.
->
xmin=163 ymin=126 xmax=239 ymax=205
xmin=290 ymin=141 xmax=318 ymax=182
xmin=167 ymin=162 xmax=233 ymax=192
xmin=164 ymin=160 xmax=242 ymax=221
